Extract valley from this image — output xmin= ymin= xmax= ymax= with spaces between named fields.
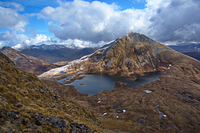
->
xmin=1 ymin=32 xmax=200 ymax=132
xmin=39 ymin=32 xmax=200 ymax=132
xmin=1 ymin=0 xmax=200 ymax=132
xmin=57 ymin=72 xmax=163 ymax=96
xmin=19 ymin=44 xmax=98 ymax=63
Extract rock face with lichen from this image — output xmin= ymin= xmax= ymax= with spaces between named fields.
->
xmin=0 ymin=52 xmax=104 ymax=132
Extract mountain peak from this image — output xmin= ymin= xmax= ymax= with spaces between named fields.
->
xmin=39 ymin=33 xmax=170 ymax=78
xmin=126 ymin=32 xmax=156 ymax=45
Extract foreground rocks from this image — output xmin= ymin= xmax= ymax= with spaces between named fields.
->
xmin=0 ymin=109 xmax=96 ymax=132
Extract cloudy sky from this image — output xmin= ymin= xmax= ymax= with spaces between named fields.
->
xmin=0 ymin=0 xmax=200 ymax=48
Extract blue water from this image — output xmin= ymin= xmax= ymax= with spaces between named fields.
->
xmin=57 ymin=72 xmax=163 ymax=96
xmin=57 ymin=75 xmax=72 ymax=83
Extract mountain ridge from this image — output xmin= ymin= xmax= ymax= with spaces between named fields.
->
xmin=0 ymin=46 xmax=60 ymax=75
xmin=19 ymin=45 xmax=98 ymax=63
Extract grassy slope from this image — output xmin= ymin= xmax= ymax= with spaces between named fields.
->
xmin=0 ymin=52 xmax=105 ymax=132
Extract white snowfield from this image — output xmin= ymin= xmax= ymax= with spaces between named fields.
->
xmin=38 ymin=55 xmax=90 ymax=78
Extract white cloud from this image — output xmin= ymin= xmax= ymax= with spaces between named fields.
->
xmin=1 ymin=34 xmax=49 ymax=48
xmin=149 ymin=0 xmax=200 ymax=43
xmin=37 ymin=0 xmax=200 ymax=45
xmin=29 ymin=34 xmax=51 ymax=45
xmin=174 ymin=23 xmax=200 ymax=42
xmin=0 ymin=1 xmax=24 ymax=11
xmin=1 ymin=0 xmax=200 ymax=49
xmin=0 ymin=2 xmax=28 ymax=44
xmin=0 ymin=4 xmax=27 ymax=30
xmin=38 ymin=0 xmax=151 ymax=43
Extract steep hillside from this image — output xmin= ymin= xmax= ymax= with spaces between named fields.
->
xmin=20 ymin=45 xmax=98 ymax=63
xmin=0 ymin=47 xmax=60 ymax=75
xmin=0 ymin=52 xmax=105 ymax=132
xmin=39 ymin=32 xmax=200 ymax=132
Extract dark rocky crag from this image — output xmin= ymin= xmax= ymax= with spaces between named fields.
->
xmin=0 ymin=52 xmax=105 ymax=132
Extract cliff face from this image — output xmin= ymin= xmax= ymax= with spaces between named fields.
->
xmin=0 ymin=52 xmax=104 ymax=132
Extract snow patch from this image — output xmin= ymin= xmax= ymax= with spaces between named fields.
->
xmin=102 ymin=113 xmax=107 ymax=116
xmin=39 ymin=56 xmax=88 ymax=78
xmin=155 ymin=105 xmax=167 ymax=120
xmin=142 ymin=90 xmax=152 ymax=93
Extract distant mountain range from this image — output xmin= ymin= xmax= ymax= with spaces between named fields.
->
xmin=12 ymin=43 xmax=83 ymax=50
xmin=168 ymin=43 xmax=200 ymax=60
xmin=17 ymin=44 xmax=98 ymax=63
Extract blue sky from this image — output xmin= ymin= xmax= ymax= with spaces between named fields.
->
xmin=0 ymin=0 xmax=200 ymax=48
xmin=1 ymin=0 xmax=146 ymax=36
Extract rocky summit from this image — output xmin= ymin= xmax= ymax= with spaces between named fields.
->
xmin=39 ymin=32 xmax=200 ymax=132
xmin=0 ymin=52 xmax=105 ymax=132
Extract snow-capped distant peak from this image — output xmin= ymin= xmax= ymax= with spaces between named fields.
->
xmin=12 ymin=43 xmax=86 ymax=51
xmin=12 ymin=44 xmax=28 ymax=51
